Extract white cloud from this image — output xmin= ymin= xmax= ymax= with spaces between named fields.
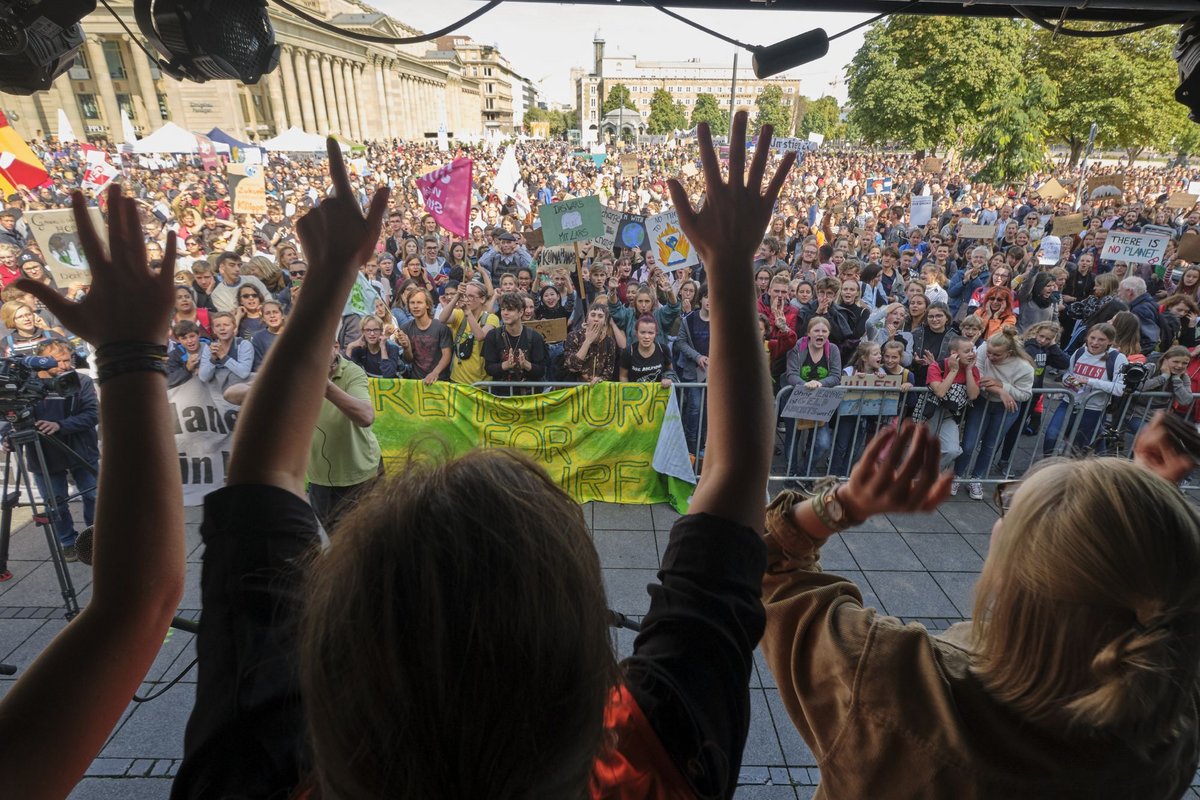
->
xmin=376 ymin=1 xmax=868 ymax=105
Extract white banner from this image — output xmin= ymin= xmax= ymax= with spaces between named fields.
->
xmin=910 ymin=195 xmax=933 ymax=228
xmin=1101 ymin=230 xmax=1170 ymax=266
xmin=773 ymin=137 xmax=820 ymax=154
xmin=170 ymin=377 xmax=239 ymax=506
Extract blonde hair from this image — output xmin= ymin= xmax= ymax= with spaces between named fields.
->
xmin=959 ymin=313 xmax=984 ymax=333
xmin=986 ymin=324 xmax=1033 ymax=364
xmin=0 ymin=299 xmax=33 ymax=328
xmin=1023 ymin=320 xmax=1061 ymax=339
xmin=1093 ymin=272 xmax=1120 ymax=298
xmin=972 ymin=459 xmax=1200 ymax=747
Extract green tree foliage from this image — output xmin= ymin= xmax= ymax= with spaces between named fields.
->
xmin=846 ymin=16 xmax=1025 ymax=151
xmin=964 ymin=72 xmax=1058 ymax=184
xmin=523 ymin=107 xmax=574 ymax=136
xmin=647 ymin=88 xmax=688 ymax=134
xmin=800 ymin=96 xmax=841 ymax=140
xmin=601 ymin=83 xmax=634 ymax=116
xmin=754 ymin=85 xmax=792 ymax=135
xmin=690 ymin=92 xmax=729 ymax=135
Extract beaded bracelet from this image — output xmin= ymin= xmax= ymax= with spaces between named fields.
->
xmin=94 ymin=341 xmax=169 ymax=365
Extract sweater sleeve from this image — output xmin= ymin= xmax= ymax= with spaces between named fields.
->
xmin=821 ymin=347 xmax=843 ymax=387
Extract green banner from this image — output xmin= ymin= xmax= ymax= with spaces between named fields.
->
xmin=369 ymin=380 xmax=694 ymax=512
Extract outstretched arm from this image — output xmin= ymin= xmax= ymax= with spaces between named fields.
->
xmin=667 ymin=111 xmax=796 ymax=534
xmin=228 ymin=139 xmax=388 ymax=495
xmin=0 ymin=185 xmax=184 ymax=799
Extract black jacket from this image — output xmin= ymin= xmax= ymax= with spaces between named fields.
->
xmin=24 ymin=372 xmax=99 ymax=472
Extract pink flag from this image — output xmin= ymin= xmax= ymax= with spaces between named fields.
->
xmin=417 ymin=158 xmax=473 ymax=237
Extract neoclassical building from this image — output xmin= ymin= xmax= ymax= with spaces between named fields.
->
xmin=0 ymin=0 xmax=484 ymax=143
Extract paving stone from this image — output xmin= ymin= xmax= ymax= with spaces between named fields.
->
xmin=937 ymin=501 xmax=1000 ymax=534
xmin=601 ymin=568 xmax=658 ymax=617
xmin=100 ymin=683 xmax=194 ymax=759
xmin=885 ymin=510 xmax=957 ymax=533
xmin=961 ymin=532 xmax=992 ymax=559
xmin=593 ymin=529 xmax=661 ymax=568
xmin=933 ymin=571 xmax=981 ymax=617
xmin=3 ymin=618 xmax=66 ymax=670
xmin=901 ymin=533 xmax=985 ymax=571
xmin=767 ymin=690 xmax=818 ymax=767
xmin=129 ymin=759 xmax=156 ymax=777
xmin=734 ymin=783 xmax=798 ymax=798
xmin=844 ymin=514 xmax=896 ymax=533
xmin=813 ymin=533 xmax=855 ymax=571
xmin=840 ymin=531 xmax=924 ymax=571
xmin=862 ymin=570 xmax=960 ymax=617
xmin=742 ymin=688 xmax=785 ymax=766
xmin=83 ymin=758 xmax=133 ymax=777
xmin=650 ymin=502 xmax=681 ymax=531
xmin=69 ymin=778 xmax=174 ymax=799
xmin=592 ymin=501 xmax=653 ymax=530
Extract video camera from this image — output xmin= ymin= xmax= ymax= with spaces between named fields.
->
xmin=0 ymin=356 xmax=80 ymax=429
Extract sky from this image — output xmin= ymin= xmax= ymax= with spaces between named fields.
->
xmin=381 ymin=1 xmax=872 ymax=106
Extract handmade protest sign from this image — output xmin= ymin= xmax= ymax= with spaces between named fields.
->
xmin=646 ymin=208 xmax=698 ymax=270
xmin=537 ymin=196 xmax=605 ymax=246
xmin=522 ymin=227 xmax=544 ymax=252
xmin=1051 ymin=213 xmax=1084 ymax=237
xmin=525 ymin=317 xmax=568 ymax=343
xmin=1101 ymin=231 xmax=1169 ymax=266
xmin=807 ymin=132 xmax=825 ymax=148
xmin=838 ymin=374 xmax=901 ymax=417
xmin=536 ymin=245 xmax=578 ymax=278
xmin=773 ymin=137 xmax=819 ymax=154
xmin=614 ymin=212 xmax=650 ymax=254
xmin=1167 ymin=192 xmax=1198 ymax=210
xmin=26 ymin=208 xmax=104 ymax=286
xmin=865 ymin=177 xmax=893 ymax=195
xmin=1037 ymin=178 xmax=1069 ymax=201
xmin=958 ymin=223 xmax=997 ymax=239
xmin=594 ymin=207 xmax=622 ymax=253
xmin=170 ymin=378 xmax=238 ymax=506
xmin=780 ymin=386 xmax=847 ymax=423
xmin=1086 ymin=173 xmax=1126 ymax=201
xmin=1178 ymin=232 xmax=1200 ymax=263
xmin=620 ymin=154 xmax=638 ymax=177
xmin=921 ymin=156 xmax=943 ymax=174
xmin=227 ymin=163 xmax=266 ymax=215
xmin=416 ymin=158 xmax=473 ymax=237
xmin=910 ymin=196 xmax=933 ymax=227
xmin=81 ymin=160 xmax=118 ymax=195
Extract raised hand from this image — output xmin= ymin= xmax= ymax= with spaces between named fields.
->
xmin=18 ymin=185 xmax=176 ymax=347
xmin=295 ymin=139 xmax=389 ymax=281
xmin=837 ymin=421 xmax=952 ymax=523
xmin=667 ymin=111 xmax=796 ymax=267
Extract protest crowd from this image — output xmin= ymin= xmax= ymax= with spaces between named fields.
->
xmin=0 ymin=101 xmax=1199 ymax=799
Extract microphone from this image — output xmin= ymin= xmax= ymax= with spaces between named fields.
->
xmin=75 ymin=525 xmax=94 ymax=565
xmin=170 ymin=616 xmax=199 ymax=634
xmin=15 ymin=356 xmax=58 ymax=370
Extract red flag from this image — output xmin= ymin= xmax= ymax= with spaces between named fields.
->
xmin=417 ymin=158 xmax=473 ymax=238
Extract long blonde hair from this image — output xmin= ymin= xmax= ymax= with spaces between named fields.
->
xmin=972 ymin=459 xmax=1200 ymax=748
xmin=985 ymin=324 xmax=1033 ymax=365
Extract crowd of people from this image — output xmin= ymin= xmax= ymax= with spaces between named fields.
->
xmin=2 ymin=116 xmax=1200 ymax=800
xmin=3 ymin=126 xmax=1200 ymax=503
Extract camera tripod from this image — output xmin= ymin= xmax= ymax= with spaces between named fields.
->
xmin=0 ymin=424 xmax=98 ymax=620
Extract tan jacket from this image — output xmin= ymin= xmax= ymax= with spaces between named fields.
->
xmin=760 ymin=529 xmax=1199 ymax=799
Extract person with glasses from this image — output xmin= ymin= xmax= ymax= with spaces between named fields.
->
xmin=764 ymin=424 xmax=1200 ymax=798
xmin=346 ymin=315 xmax=409 ymax=379
xmin=234 ymin=285 xmax=267 ymax=341
xmin=176 ymin=236 xmax=206 ymax=271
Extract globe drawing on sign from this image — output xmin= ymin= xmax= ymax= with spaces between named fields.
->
xmin=620 ymin=223 xmax=646 ymax=249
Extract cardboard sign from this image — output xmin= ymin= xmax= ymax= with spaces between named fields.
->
xmin=921 ymin=156 xmax=943 ymax=174
xmin=26 ymin=208 xmax=105 ymax=286
xmin=958 ymin=222 xmax=997 ymax=239
xmin=1036 ymin=178 xmax=1069 ymax=201
xmin=646 ymin=208 xmax=698 ymax=270
xmin=1167 ymin=191 xmax=1199 ymax=210
xmin=525 ymin=317 xmax=568 ymax=344
xmin=227 ymin=163 xmax=266 ymax=215
xmin=807 ymin=131 xmax=825 ymax=148
xmin=780 ymin=386 xmax=847 ymax=423
xmin=535 ymin=245 xmax=578 ymax=276
xmin=910 ymin=195 xmax=933 ymax=227
xmin=620 ymin=154 xmax=638 ymax=178
xmin=865 ymin=177 xmax=893 ymax=195
xmin=1051 ymin=213 xmax=1084 ymax=237
xmin=537 ymin=196 xmax=605 ymax=246
xmin=681 ymin=162 xmax=699 ymax=178
xmin=1101 ymin=230 xmax=1169 ymax=266
xmin=522 ymin=227 xmax=544 ymax=252
xmin=1087 ymin=173 xmax=1126 ymax=201
xmin=1177 ymin=231 xmax=1200 ymax=263
xmin=838 ymin=374 xmax=901 ymax=416
xmin=594 ymin=208 xmax=622 ymax=254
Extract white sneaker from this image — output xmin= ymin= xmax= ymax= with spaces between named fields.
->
xmin=949 ymin=480 xmax=960 ymax=497
xmin=968 ymin=482 xmax=984 ymax=500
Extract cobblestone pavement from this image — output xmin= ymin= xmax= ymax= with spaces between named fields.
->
xmin=2 ymin=498 xmax=1198 ymax=798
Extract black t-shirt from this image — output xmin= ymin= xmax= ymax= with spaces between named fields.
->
xmin=620 ymin=343 xmax=673 ymax=382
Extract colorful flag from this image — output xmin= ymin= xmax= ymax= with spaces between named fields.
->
xmin=0 ymin=111 xmax=48 ymax=195
xmin=417 ymin=158 xmax=473 ymax=237
xmin=81 ymin=160 xmax=118 ymax=194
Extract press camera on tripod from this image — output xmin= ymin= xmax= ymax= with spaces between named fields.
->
xmin=0 ymin=355 xmax=90 ymax=619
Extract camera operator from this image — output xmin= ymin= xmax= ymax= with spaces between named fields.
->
xmin=11 ymin=340 xmax=98 ymax=562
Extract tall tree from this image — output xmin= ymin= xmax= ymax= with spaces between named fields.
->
xmin=800 ymin=96 xmax=841 ymax=140
xmin=647 ymin=89 xmax=687 ymax=135
xmin=601 ymin=83 xmax=634 ymax=116
xmin=964 ymin=71 xmax=1058 ymax=184
xmin=754 ymin=85 xmax=792 ymax=135
xmin=847 ymin=16 xmax=1025 ymax=151
xmin=690 ymin=93 xmax=728 ymax=135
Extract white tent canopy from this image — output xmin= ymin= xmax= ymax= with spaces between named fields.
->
xmin=131 ymin=122 xmax=204 ymax=154
xmin=261 ymin=126 xmax=346 ymax=152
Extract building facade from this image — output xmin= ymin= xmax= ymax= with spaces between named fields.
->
xmin=574 ymin=36 xmax=803 ymax=140
xmin=436 ymin=35 xmax=534 ymax=135
xmin=0 ymin=0 xmax=484 ymax=144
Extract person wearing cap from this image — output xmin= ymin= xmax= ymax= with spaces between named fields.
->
xmin=0 ymin=208 xmax=26 ymax=249
xmin=478 ymin=231 xmax=532 ymax=279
